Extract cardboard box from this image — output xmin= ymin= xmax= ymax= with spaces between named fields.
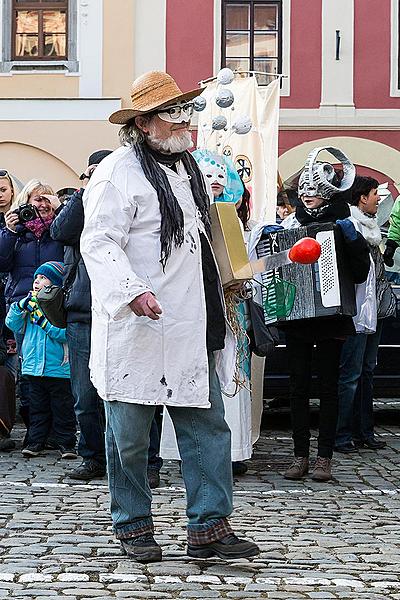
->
xmin=210 ymin=202 xmax=253 ymax=287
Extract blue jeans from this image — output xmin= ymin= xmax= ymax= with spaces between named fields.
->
xmin=66 ymin=322 xmax=106 ymax=466
xmin=105 ymin=353 xmax=233 ymax=541
xmin=66 ymin=322 xmax=162 ymax=471
xmin=336 ymin=321 xmax=383 ymax=447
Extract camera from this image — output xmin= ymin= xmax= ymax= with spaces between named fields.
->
xmin=13 ymin=204 xmax=38 ymax=224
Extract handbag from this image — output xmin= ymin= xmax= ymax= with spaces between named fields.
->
xmin=36 ymin=284 xmax=67 ymax=329
xmin=248 ymin=298 xmax=280 ymax=357
xmin=353 ymin=256 xmax=377 ymax=334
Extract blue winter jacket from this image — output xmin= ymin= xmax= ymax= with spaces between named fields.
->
xmin=0 ymin=226 xmax=64 ymax=306
xmin=5 ymin=303 xmax=70 ymax=378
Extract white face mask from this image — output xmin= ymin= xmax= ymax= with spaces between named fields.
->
xmin=157 ymin=101 xmax=194 ymax=124
xmin=199 ymin=158 xmax=227 ymax=187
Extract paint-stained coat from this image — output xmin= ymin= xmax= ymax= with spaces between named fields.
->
xmin=81 ymin=146 xmax=235 ymax=407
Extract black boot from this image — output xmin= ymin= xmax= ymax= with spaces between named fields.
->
xmin=147 ymin=469 xmax=160 ymax=489
xmin=232 ymin=461 xmax=248 ymax=476
xmin=187 ymin=533 xmax=260 ymax=559
xmin=0 ymin=434 xmax=15 ymax=452
xmin=121 ymin=534 xmax=162 ymax=563
xmin=68 ymin=460 xmax=106 ymax=480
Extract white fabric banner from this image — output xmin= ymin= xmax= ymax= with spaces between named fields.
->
xmin=196 ymin=76 xmax=280 ymax=223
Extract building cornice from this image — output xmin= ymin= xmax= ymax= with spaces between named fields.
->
xmin=279 ymin=108 xmax=400 ymax=131
xmin=0 ymin=98 xmax=121 ymax=121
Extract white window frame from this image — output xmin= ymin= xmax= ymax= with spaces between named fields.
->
xmin=390 ymin=0 xmax=400 ymax=96
xmin=214 ymin=0 xmax=290 ymax=96
xmin=0 ymin=0 xmax=78 ymax=73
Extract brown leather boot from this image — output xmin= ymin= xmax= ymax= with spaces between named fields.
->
xmin=284 ymin=457 xmax=309 ymax=480
xmin=311 ymin=457 xmax=332 ymax=482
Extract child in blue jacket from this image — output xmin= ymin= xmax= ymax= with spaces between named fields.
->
xmin=6 ymin=261 xmax=77 ymax=458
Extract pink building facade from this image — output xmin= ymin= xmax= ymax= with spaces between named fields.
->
xmin=165 ymin=0 xmax=400 ymax=194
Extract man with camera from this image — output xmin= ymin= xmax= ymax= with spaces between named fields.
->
xmin=50 ymin=150 xmax=112 ymax=480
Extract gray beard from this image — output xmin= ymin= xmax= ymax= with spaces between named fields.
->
xmin=147 ymin=128 xmax=193 ymax=154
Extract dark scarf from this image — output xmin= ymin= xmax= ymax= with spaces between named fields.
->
xmin=135 ymin=142 xmax=211 ymax=269
xmin=296 ymin=199 xmax=350 ymax=225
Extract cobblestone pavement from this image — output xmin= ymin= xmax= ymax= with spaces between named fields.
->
xmin=1 ymin=402 xmax=400 ymax=600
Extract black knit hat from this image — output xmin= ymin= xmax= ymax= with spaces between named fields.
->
xmin=88 ymin=150 xmax=112 ymax=166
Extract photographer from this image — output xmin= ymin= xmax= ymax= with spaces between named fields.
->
xmin=0 ymin=179 xmax=64 ymax=304
xmin=0 ymin=179 xmax=64 ymax=437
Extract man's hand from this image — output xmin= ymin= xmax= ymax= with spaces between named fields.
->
xmin=129 ymin=292 xmax=162 ymax=320
xmin=5 ymin=210 xmax=19 ymax=232
xmin=80 ymin=165 xmax=97 ymax=188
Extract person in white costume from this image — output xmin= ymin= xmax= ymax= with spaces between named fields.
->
xmin=160 ymin=151 xmax=253 ymax=474
xmin=80 ymin=71 xmax=259 ymax=564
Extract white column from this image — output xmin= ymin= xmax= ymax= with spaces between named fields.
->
xmin=390 ymin=0 xmax=400 ymax=96
xmin=320 ymin=0 xmax=354 ymax=110
xmin=281 ymin=0 xmax=291 ymax=96
xmin=0 ymin=1 xmax=4 ymax=62
xmin=78 ymin=0 xmax=103 ymax=97
xmin=134 ymin=0 xmax=166 ymax=77
xmin=213 ymin=0 xmax=222 ymax=77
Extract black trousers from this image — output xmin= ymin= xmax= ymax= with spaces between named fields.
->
xmin=286 ymin=335 xmax=344 ymax=459
xmin=0 ymin=366 xmax=15 ymax=435
xmin=27 ymin=376 xmax=77 ymax=448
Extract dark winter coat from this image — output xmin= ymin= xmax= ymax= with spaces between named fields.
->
xmin=50 ymin=188 xmax=91 ymax=323
xmin=0 ymin=223 xmax=64 ymax=307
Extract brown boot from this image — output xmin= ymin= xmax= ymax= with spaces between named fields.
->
xmin=311 ymin=457 xmax=332 ymax=481
xmin=284 ymin=457 xmax=309 ymax=480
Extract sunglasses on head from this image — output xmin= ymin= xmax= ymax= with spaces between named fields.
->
xmin=0 ymin=170 xmax=9 ymax=177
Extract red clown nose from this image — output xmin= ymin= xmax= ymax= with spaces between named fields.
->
xmin=288 ymin=237 xmax=321 ymax=264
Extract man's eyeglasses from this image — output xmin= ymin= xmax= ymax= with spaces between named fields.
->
xmin=157 ymin=102 xmax=194 ymax=123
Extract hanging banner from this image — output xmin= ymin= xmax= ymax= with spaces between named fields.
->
xmin=196 ymin=75 xmax=280 ymax=224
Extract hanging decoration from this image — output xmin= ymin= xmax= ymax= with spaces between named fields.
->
xmin=194 ymin=68 xmax=253 ymax=154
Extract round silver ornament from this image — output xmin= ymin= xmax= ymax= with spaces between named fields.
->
xmin=232 ymin=115 xmax=252 ymax=135
xmin=193 ymin=96 xmax=207 ymax=112
xmin=217 ymin=68 xmax=234 ymax=85
xmin=215 ymin=88 xmax=234 ymax=108
xmin=212 ymin=115 xmax=228 ymax=130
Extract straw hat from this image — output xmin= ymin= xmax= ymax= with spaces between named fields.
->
xmin=109 ymin=71 xmax=204 ymax=125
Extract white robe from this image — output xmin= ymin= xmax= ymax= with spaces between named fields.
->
xmin=80 ymin=146 xmax=235 ymax=407
xmin=161 ymin=228 xmax=261 ymax=461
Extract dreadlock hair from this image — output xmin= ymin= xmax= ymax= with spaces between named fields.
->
xmin=123 ymin=117 xmax=211 ymax=269
xmin=237 ymin=182 xmax=251 ymax=230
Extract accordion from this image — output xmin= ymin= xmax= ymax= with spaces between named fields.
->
xmin=256 ymin=223 xmax=356 ymax=324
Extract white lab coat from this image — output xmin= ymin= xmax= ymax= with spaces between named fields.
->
xmin=80 ymin=146 xmax=235 ymax=407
